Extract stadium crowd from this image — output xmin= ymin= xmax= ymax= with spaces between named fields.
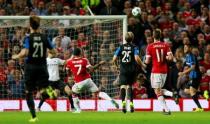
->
xmin=0 ymin=0 xmax=210 ymax=100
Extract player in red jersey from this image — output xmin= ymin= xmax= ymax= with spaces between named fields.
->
xmin=66 ymin=48 xmax=119 ymax=113
xmin=199 ymin=66 xmax=210 ymax=99
xmin=145 ymin=29 xmax=178 ymax=115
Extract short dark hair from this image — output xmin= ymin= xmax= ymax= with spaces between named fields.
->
xmin=153 ymin=29 xmax=161 ymax=40
xmin=73 ymin=48 xmax=81 ymax=56
xmin=30 ymin=16 xmax=40 ymax=30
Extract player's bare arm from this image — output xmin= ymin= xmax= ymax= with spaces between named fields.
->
xmin=145 ymin=56 xmax=151 ymax=65
xmin=134 ymin=55 xmax=146 ymax=69
xmin=87 ymin=61 xmax=105 ymax=72
xmin=112 ymin=55 xmax=118 ymax=68
xmin=12 ymin=48 xmax=29 ymax=59
xmin=179 ymin=64 xmax=195 ymax=76
xmin=166 ymin=51 xmax=173 ymax=61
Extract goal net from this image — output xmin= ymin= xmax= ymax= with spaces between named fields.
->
xmin=0 ymin=16 xmax=127 ymax=111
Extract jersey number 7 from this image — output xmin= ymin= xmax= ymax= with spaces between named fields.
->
xmin=74 ymin=64 xmax=82 ymax=75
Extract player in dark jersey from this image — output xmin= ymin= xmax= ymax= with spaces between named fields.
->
xmin=179 ymin=44 xmax=204 ymax=112
xmin=112 ymin=32 xmax=145 ymax=113
xmin=12 ymin=16 xmax=56 ymax=122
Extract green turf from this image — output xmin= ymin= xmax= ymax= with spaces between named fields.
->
xmin=0 ymin=111 xmax=209 ymax=124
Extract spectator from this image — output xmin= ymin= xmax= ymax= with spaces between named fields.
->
xmin=53 ymin=28 xmax=71 ymax=51
xmin=206 ymin=44 xmax=210 ymax=53
xmin=140 ymin=12 xmax=152 ymax=30
xmin=69 ymin=39 xmax=78 ymax=54
xmin=46 ymin=0 xmax=63 ymax=14
xmin=197 ymin=33 xmax=206 ymax=57
xmin=169 ymin=60 xmax=183 ymax=93
xmin=101 ymin=30 xmax=111 ymax=49
xmin=0 ymin=62 xmax=7 ymax=98
xmin=127 ymin=16 xmax=144 ymax=46
xmin=0 ymin=8 xmax=6 ymax=15
xmin=138 ymin=1 xmax=146 ymax=13
xmin=200 ymin=52 xmax=210 ymax=71
xmin=77 ymin=32 xmax=89 ymax=49
xmin=123 ymin=0 xmax=132 ymax=15
xmin=100 ymin=0 xmax=119 ymax=15
xmin=199 ymin=65 xmax=210 ymax=99
xmin=183 ymin=37 xmax=190 ymax=45
xmin=174 ymin=47 xmax=185 ymax=62
xmin=33 ymin=1 xmax=48 ymax=15
xmin=54 ymin=36 xmax=63 ymax=58
xmin=59 ymin=6 xmax=71 ymax=26
xmin=7 ymin=59 xmax=15 ymax=75
xmin=12 ymin=27 xmax=26 ymax=46
xmin=200 ymin=7 xmax=209 ymax=23
xmin=140 ymin=36 xmax=153 ymax=58
xmin=0 ymin=0 xmax=7 ymax=9
xmin=144 ymin=0 xmax=155 ymax=15
xmin=72 ymin=0 xmax=86 ymax=15
xmin=171 ymin=22 xmax=182 ymax=42
xmin=21 ymin=6 xmax=31 ymax=15
xmin=203 ymin=24 xmax=210 ymax=42
xmin=133 ymin=74 xmax=148 ymax=99
xmin=47 ymin=3 xmax=59 ymax=15
xmin=7 ymin=69 xmax=24 ymax=98
xmin=162 ymin=28 xmax=174 ymax=45
xmin=192 ymin=47 xmax=202 ymax=61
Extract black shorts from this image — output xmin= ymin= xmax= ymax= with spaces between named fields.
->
xmin=119 ymin=72 xmax=136 ymax=86
xmin=24 ymin=64 xmax=49 ymax=92
xmin=185 ymin=78 xmax=200 ymax=89
xmin=49 ymin=80 xmax=67 ymax=91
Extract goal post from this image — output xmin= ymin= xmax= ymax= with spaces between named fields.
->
xmin=0 ymin=15 xmax=127 ymax=41
xmin=0 ymin=15 xmax=127 ymax=110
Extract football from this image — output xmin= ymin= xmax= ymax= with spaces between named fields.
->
xmin=132 ymin=7 xmax=141 ymax=16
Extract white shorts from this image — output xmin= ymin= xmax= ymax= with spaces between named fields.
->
xmin=72 ymin=78 xmax=99 ymax=94
xmin=150 ymin=73 xmax=167 ymax=88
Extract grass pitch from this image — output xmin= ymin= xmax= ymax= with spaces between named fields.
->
xmin=0 ymin=111 xmax=209 ymax=124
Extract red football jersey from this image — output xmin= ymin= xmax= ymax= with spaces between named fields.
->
xmin=146 ymin=41 xmax=172 ymax=73
xmin=66 ymin=57 xmax=91 ymax=83
xmin=133 ymin=82 xmax=147 ymax=99
xmin=200 ymin=75 xmax=210 ymax=91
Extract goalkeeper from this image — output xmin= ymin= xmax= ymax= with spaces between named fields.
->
xmin=37 ymin=51 xmax=75 ymax=112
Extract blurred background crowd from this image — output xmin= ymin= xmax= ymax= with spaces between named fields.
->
xmin=0 ymin=0 xmax=210 ymax=100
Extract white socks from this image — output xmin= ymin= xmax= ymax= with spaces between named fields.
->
xmin=162 ymin=89 xmax=173 ymax=97
xmin=98 ymin=92 xmax=112 ymax=101
xmin=158 ymin=95 xmax=170 ymax=112
xmin=73 ymin=97 xmax=80 ymax=110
